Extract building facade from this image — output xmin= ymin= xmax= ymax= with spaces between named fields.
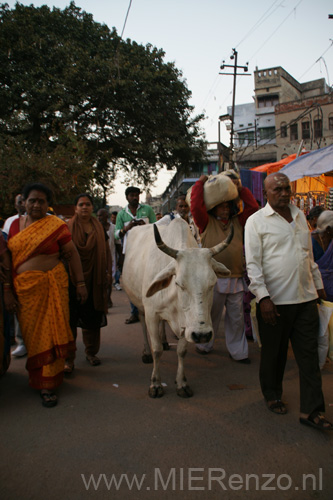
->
xmin=230 ymin=66 xmax=332 ymax=169
xmin=275 ymin=92 xmax=333 ymax=159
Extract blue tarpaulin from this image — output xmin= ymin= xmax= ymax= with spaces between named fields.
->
xmin=280 ymin=144 xmax=333 ymax=181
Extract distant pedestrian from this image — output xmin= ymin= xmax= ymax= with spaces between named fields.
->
xmin=314 ymin=210 xmax=333 ymax=301
xmin=3 ymin=194 xmax=27 ymax=357
xmin=115 ymin=187 xmax=156 ymax=324
xmin=111 ymin=211 xmax=122 ymax=290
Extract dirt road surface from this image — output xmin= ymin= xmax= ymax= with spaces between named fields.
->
xmin=1 ymin=287 xmax=333 ymax=500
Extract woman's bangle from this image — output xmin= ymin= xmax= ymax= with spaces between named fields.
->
xmin=76 ymin=283 xmax=86 ymax=288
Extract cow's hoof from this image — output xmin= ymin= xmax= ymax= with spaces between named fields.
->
xmin=142 ymin=354 xmax=153 ymax=364
xmin=148 ymin=386 xmax=164 ymax=398
xmin=162 ymin=342 xmax=170 ymax=351
xmin=177 ymin=385 xmax=193 ymax=398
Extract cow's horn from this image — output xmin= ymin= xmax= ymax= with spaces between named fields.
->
xmin=154 ymin=224 xmax=178 ymax=259
xmin=209 ymin=223 xmax=234 ymax=256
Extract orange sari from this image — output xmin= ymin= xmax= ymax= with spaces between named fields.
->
xmin=8 ymin=216 xmax=75 ymax=389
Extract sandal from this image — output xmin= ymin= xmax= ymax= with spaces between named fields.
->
xmin=64 ymin=362 xmax=74 ymax=374
xmin=125 ymin=315 xmax=139 ymax=324
xmin=40 ymin=390 xmax=57 ymax=408
xmin=300 ymin=411 xmax=333 ymax=431
xmin=86 ymin=355 xmax=101 ymax=366
xmin=267 ymin=400 xmax=287 ymax=415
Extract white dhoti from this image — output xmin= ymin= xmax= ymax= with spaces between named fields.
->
xmin=196 ymin=278 xmax=248 ymax=360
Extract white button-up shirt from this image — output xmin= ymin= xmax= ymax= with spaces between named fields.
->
xmin=244 ymin=202 xmax=323 ymax=305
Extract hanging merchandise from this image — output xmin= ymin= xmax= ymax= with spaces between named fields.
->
xmin=328 ymin=188 xmax=333 ymax=210
xmin=292 ymin=191 xmax=328 ymax=215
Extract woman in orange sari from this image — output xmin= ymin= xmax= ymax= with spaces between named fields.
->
xmin=7 ymin=183 xmax=87 ymax=407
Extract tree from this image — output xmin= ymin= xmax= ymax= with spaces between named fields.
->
xmin=0 ymin=2 xmax=205 ymax=214
xmin=0 ymin=130 xmax=93 ymax=215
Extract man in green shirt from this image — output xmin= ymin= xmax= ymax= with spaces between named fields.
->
xmin=115 ymin=186 xmax=156 ymax=323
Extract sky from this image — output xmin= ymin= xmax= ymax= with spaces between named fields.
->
xmin=6 ymin=0 xmax=333 ymax=207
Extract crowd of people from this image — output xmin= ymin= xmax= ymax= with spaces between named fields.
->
xmin=0 ymin=174 xmax=332 ymax=432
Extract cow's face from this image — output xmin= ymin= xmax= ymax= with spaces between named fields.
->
xmin=146 ymin=247 xmax=230 ymax=344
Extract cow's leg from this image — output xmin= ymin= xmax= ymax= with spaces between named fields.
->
xmin=148 ymin=317 xmax=164 ymax=398
xmin=159 ymin=320 xmax=170 ymax=351
xmin=175 ymin=336 xmax=193 ymax=398
xmin=139 ymin=312 xmax=153 ymax=364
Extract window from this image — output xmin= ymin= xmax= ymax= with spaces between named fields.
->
xmin=329 ymin=116 xmax=333 ymax=131
xmin=290 ymin=124 xmax=298 ymax=141
xmin=238 ymin=133 xmax=246 ymax=146
xmin=237 ymin=131 xmax=255 ymax=146
xmin=302 ymin=121 xmax=310 ymax=140
xmin=257 ymin=95 xmax=279 ymax=108
xmin=259 ymin=127 xmax=275 ymax=141
xmin=280 ymin=122 xmax=287 ymax=138
xmin=314 ymin=119 xmax=322 ymax=138
xmin=247 ymin=131 xmax=255 ymax=144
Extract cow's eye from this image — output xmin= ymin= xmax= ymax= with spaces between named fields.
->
xmin=175 ymin=281 xmax=184 ymax=290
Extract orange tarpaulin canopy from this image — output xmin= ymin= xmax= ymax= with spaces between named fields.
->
xmin=250 ymin=153 xmax=308 ymax=175
xmin=295 ymin=174 xmax=333 ymax=192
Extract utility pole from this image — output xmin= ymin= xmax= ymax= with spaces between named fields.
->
xmin=219 ymin=49 xmax=251 ymax=166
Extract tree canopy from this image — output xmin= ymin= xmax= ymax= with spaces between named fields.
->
xmin=0 ymin=2 xmax=205 ymax=214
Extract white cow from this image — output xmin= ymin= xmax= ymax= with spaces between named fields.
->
xmin=122 ymin=218 xmax=233 ymax=398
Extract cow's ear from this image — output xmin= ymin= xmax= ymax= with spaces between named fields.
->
xmin=146 ymin=262 xmax=176 ymax=297
xmin=211 ymin=259 xmax=231 ymax=278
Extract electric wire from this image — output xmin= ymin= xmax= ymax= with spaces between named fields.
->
xmin=298 ymin=40 xmax=333 ymax=81
xmin=235 ymin=0 xmax=283 ymax=49
xmin=121 ymin=0 xmax=133 ymax=39
xmin=248 ymin=0 xmax=304 ymax=60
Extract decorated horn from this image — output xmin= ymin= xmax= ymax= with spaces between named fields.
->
xmin=154 ymin=224 xmax=178 ymax=259
xmin=209 ymin=223 xmax=234 ymax=256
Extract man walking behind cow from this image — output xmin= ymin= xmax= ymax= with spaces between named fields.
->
xmin=115 ymin=187 xmax=156 ymax=324
xmin=245 ymin=172 xmax=332 ymax=431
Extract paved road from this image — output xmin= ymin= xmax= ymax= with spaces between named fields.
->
xmin=1 ymin=286 xmax=333 ymax=499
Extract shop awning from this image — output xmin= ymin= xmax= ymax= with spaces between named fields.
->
xmin=280 ymin=144 xmax=333 ymax=181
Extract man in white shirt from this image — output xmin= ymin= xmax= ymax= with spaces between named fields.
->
xmin=245 ymin=173 xmax=332 ymax=431
xmin=3 ymin=194 xmax=25 ymax=235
